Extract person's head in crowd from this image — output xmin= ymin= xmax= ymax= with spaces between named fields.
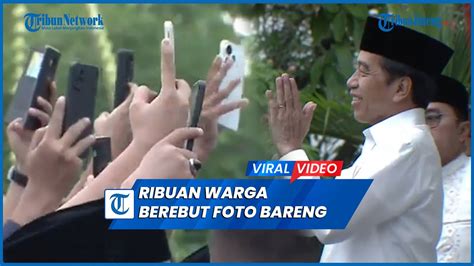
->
xmin=346 ymin=16 xmax=453 ymax=125
xmin=427 ymin=75 xmax=470 ymax=166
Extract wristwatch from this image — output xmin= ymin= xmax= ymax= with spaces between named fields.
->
xmin=7 ymin=166 xmax=28 ymax=187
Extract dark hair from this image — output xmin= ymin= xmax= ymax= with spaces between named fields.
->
xmin=453 ymin=106 xmax=469 ymax=122
xmin=379 ymin=57 xmax=437 ymax=109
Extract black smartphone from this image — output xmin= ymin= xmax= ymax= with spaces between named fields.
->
xmin=5 ymin=46 xmax=61 ymax=130
xmin=62 ymin=63 xmax=99 ymax=158
xmin=185 ymin=80 xmax=206 ymax=151
xmin=114 ymin=49 xmax=134 ymax=108
xmin=93 ymin=137 xmax=112 ymax=177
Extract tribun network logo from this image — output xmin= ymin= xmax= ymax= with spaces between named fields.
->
xmin=246 ymin=161 xmax=343 ymax=183
xmin=105 ymin=189 xmax=134 ymax=219
xmin=24 ymin=13 xmax=104 ymax=32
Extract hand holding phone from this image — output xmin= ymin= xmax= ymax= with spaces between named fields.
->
xmin=114 ymin=49 xmax=134 ymax=108
xmin=63 ymin=63 xmax=99 ymax=158
xmin=186 ymin=80 xmax=206 ymax=151
xmin=6 ymin=45 xmax=61 ymax=130
xmin=217 ymin=40 xmax=245 ymax=131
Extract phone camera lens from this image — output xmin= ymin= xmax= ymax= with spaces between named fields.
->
xmin=226 ymin=45 xmax=232 ymax=55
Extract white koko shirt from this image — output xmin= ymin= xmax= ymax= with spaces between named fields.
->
xmin=437 ymin=153 xmax=471 ymax=262
xmin=281 ymin=108 xmax=443 ymax=262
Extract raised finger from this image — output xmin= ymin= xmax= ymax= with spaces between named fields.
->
xmin=161 ymin=38 xmax=176 ymax=92
xmin=282 ymin=74 xmax=294 ymax=111
xmin=290 ymin=78 xmax=302 ymax=111
xmin=275 ymin=76 xmax=284 ymax=108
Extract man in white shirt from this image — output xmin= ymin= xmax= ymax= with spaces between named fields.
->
xmin=265 ymin=16 xmax=453 ymax=262
xmin=426 ymin=75 xmax=471 ymax=262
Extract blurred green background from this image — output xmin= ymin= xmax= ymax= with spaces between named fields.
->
xmin=3 ymin=4 xmax=470 ymax=261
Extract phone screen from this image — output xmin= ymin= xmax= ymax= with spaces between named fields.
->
xmin=25 ymin=51 xmax=44 ymax=78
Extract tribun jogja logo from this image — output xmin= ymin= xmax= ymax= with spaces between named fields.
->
xmin=24 ymin=13 xmax=104 ymax=32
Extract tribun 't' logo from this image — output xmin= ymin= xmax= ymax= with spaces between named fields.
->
xmin=110 ymin=193 xmax=130 ymax=215
xmin=105 ymin=190 xmax=134 ymax=219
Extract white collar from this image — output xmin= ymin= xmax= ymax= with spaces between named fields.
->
xmin=442 ymin=153 xmax=469 ymax=177
xmin=363 ymin=108 xmax=426 ymax=146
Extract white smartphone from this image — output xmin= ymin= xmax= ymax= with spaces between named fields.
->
xmin=164 ymin=21 xmax=175 ymax=63
xmin=217 ymin=40 xmax=245 ymax=131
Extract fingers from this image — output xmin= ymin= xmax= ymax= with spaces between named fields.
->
xmin=266 ymin=90 xmax=278 ymax=120
xmin=161 ymin=38 xmax=176 ymax=92
xmin=282 ymin=74 xmax=293 ymax=110
xmin=275 ymin=76 xmax=285 ymax=108
xmin=37 ymin=96 xmax=53 ymax=115
xmin=207 ymin=58 xmax=233 ymax=95
xmin=30 ymin=127 xmax=47 ymax=150
xmin=176 ymin=79 xmax=191 ymax=102
xmin=7 ymin=118 xmax=22 ymax=132
xmin=48 ymin=81 xmax=58 ymax=105
xmin=122 ymin=84 xmax=135 ymax=107
xmin=177 ymin=148 xmax=198 ymax=160
xmin=70 ymin=135 xmax=95 ymax=157
xmin=61 ymin=118 xmax=91 ymax=147
xmin=28 ymin=108 xmax=49 ymax=127
xmin=302 ymin=102 xmax=317 ymax=130
xmin=163 ymin=127 xmax=204 ymax=147
xmin=215 ymin=98 xmax=249 ymax=117
xmin=131 ymin=85 xmax=153 ymax=107
xmin=208 ymin=79 xmax=241 ymax=106
xmin=45 ymin=96 xmax=66 ymax=139
xmin=84 ymin=175 xmax=95 ymax=188
xmin=98 ymin=111 xmax=110 ymax=119
xmin=289 ymin=78 xmax=302 ymax=111
xmin=206 ymin=56 xmax=222 ymax=85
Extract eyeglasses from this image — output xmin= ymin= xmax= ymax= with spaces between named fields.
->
xmin=425 ymin=112 xmax=443 ymax=128
xmin=425 ymin=111 xmax=459 ymax=128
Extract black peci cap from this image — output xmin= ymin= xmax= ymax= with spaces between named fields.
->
xmin=433 ymin=75 xmax=469 ymax=120
xmin=360 ymin=16 xmax=454 ymax=76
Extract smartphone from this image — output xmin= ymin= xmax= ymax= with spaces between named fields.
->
xmin=114 ymin=49 xmax=134 ymax=108
xmin=164 ymin=21 xmax=175 ymax=63
xmin=62 ymin=63 xmax=99 ymax=158
xmin=185 ymin=80 xmax=206 ymax=151
xmin=5 ymin=46 xmax=61 ymax=130
xmin=93 ymin=137 xmax=112 ymax=177
xmin=217 ymin=40 xmax=245 ymax=131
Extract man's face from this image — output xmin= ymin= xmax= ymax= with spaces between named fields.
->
xmin=346 ymin=51 xmax=397 ymax=125
xmin=427 ymin=102 xmax=469 ymax=166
